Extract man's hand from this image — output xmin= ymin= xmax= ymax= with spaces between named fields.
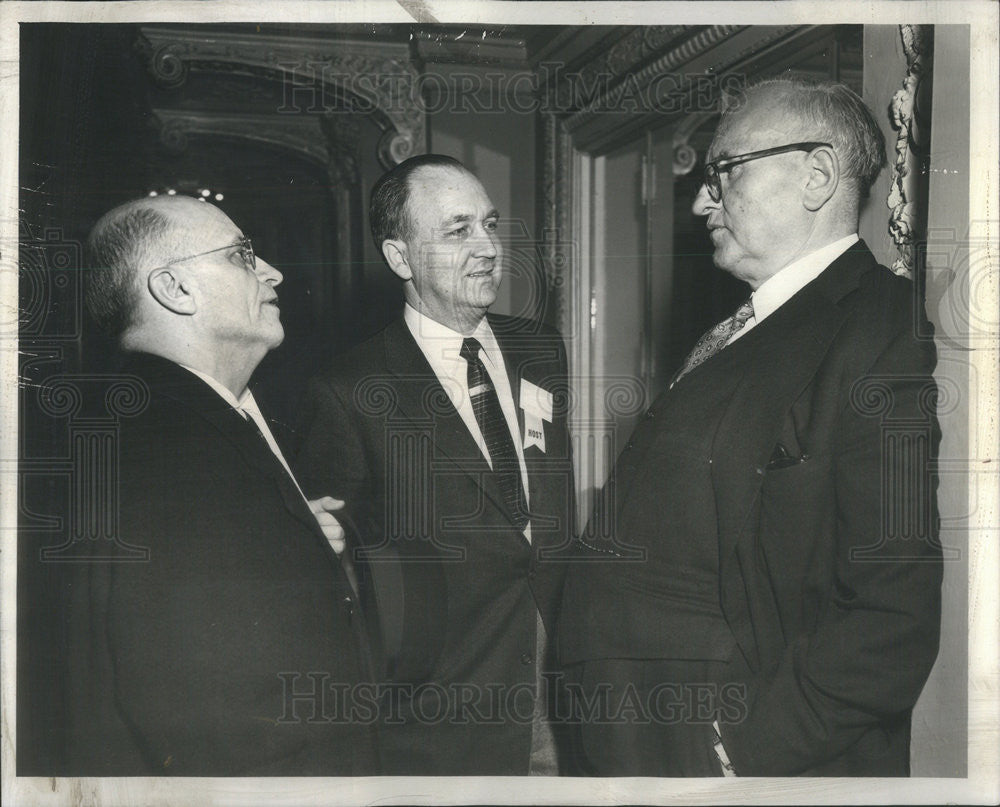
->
xmin=308 ymin=496 xmax=346 ymax=554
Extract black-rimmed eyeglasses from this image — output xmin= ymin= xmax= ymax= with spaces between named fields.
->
xmin=152 ymin=236 xmax=256 ymax=274
xmin=702 ymin=142 xmax=833 ymax=202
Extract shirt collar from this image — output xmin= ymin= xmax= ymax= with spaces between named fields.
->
xmin=178 ymin=364 xmax=252 ymax=411
xmin=403 ymin=303 xmax=498 ymax=368
xmin=752 ymin=233 xmax=859 ymax=322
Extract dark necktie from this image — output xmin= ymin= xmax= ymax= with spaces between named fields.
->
xmin=233 ymin=409 xmax=309 ymax=502
xmin=460 ymin=337 xmax=529 ymax=530
xmin=235 ymin=408 xmax=287 ymax=474
xmin=235 ymin=408 xmax=272 ymax=455
xmin=672 ymin=298 xmax=755 ymax=385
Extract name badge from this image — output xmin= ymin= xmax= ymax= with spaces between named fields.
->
xmin=519 ymin=380 xmax=553 ymax=453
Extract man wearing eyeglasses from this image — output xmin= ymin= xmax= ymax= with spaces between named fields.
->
xmin=52 ymin=195 xmax=378 ymax=775
xmin=559 ymin=78 xmax=942 ymax=776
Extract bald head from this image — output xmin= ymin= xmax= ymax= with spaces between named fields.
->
xmin=694 ymin=78 xmax=886 ymax=287
xmin=86 ymin=195 xmax=285 ymax=394
xmin=86 ymin=195 xmax=229 ymax=338
xmin=718 ymin=78 xmax=887 ymax=207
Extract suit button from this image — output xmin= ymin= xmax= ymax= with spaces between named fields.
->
xmin=520 ymin=653 xmax=533 ymax=666
xmin=645 ymin=409 xmax=655 ymax=419
xmin=835 ymin=582 xmax=857 ymax=602
xmin=527 ymin=568 xmax=536 ymax=581
xmin=624 ymin=441 xmax=634 ymax=451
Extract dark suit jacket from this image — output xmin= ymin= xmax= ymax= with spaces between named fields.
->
xmin=46 ymin=353 xmax=379 ymax=776
xmin=296 ymin=313 xmax=575 ymax=775
xmin=559 ymin=243 xmax=942 ymax=776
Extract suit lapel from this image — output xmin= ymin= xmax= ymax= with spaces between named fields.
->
xmin=124 ymin=354 xmax=342 ymax=567
xmin=383 ymin=320 xmax=523 ymax=528
xmin=711 ymin=243 xmax=876 ymax=664
xmin=489 ymin=314 xmax=526 ymax=444
xmin=211 ymin=407 xmax=326 ymax=538
xmin=490 ymin=318 xmax=547 ymax=515
xmin=490 ymin=317 xmax=571 ymax=546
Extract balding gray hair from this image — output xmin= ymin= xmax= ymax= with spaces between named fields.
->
xmin=722 ymin=78 xmax=888 ymax=202
xmin=85 ymin=201 xmax=173 ymax=337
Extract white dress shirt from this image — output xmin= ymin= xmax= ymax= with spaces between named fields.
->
xmin=728 ymin=233 xmax=859 ymax=345
xmin=403 ymin=304 xmax=532 ymax=538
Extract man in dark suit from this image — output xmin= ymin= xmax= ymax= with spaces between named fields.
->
xmin=559 ymin=79 xmax=942 ymax=776
xmin=296 ymin=155 xmax=574 ymax=775
xmin=37 ymin=195 xmax=377 ymax=775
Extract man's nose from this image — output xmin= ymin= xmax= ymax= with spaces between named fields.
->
xmin=471 ymin=224 xmax=498 ymax=258
xmin=691 ymin=182 xmax=716 ymax=217
xmin=256 ymin=257 xmax=283 ymax=286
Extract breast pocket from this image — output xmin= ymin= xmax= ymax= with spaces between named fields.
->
xmin=758 ymin=453 xmax=835 ymax=606
xmin=760 ymin=453 xmax=834 ymax=529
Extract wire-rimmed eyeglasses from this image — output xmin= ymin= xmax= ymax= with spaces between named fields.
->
xmin=702 ymin=142 xmax=833 ymax=202
xmin=152 ymin=236 xmax=256 ymax=274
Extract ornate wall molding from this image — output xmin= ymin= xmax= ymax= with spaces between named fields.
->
xmin=581 ymin=26 xmax=690 ymax=84
xmin=561 ymin=25 xmax=744 ymax=133
xmin=887 ymin=24 xmax=934 ymax=279
xmin=320 ymin=116 xmax=362 ymax=188
xmin=154 ymin=108 xmax=329 ymax=164
xmin=539 ymin=112 xmax=573 ymax=334
xmin=152 ymin=108 xmax=363 ymax=191
xmin=137 ymin=26 xmax=425 ymax=166
xmin=671 ymin=112 xmax=715 ymax=176
xmin=542 ymin=25 xmax=814 ymax=153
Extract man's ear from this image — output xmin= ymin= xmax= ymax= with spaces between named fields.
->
xmin=802 ymin=146 xmax=840 ymax=211
xmin=382 ymin=239 xmax=412 ymax=281
xmin=147 ymin=267 xmax=196 ymax=315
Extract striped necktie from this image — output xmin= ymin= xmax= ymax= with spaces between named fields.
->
xmin=460 ymin=337 xmax=529 ymax=530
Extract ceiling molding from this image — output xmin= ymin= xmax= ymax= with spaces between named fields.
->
xmin=153 ymin=108 xmax=330 ymax=165
xmin=548 ymin=25 xmax=840 ymax=154
xmin=413 ymin=28 xmax=530 ymax=67
xmin=137 ymin=25 xmax=426 ymax=165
